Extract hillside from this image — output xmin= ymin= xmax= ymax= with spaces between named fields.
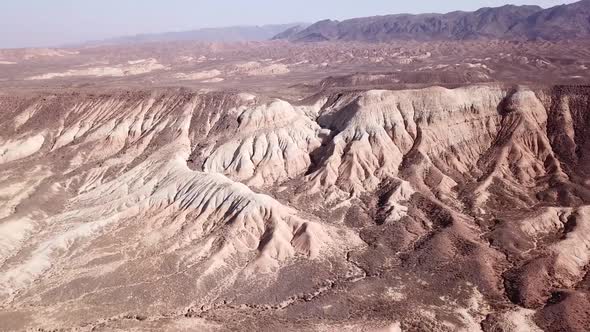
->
xmin=275 ymin=1 xmax=590 ymax=42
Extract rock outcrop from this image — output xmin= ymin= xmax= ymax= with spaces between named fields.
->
xmin=1 ymin=85 xmax=590 ymax=331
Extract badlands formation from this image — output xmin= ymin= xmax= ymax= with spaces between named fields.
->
xmin=1 ymin=31 xmax=590 ymax=332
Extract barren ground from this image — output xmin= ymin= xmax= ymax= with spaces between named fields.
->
xmin=0 ymin=41 xmax=590 ymax=331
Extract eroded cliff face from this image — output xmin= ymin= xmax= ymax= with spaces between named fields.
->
xmin=0 ymin=85 xmax=589 ymax=331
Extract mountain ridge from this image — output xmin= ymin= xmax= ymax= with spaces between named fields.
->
xmin=273 ymin=1 xmax=590 ymax=42
xmin=76 ymin=23 xmax=305 ymax=47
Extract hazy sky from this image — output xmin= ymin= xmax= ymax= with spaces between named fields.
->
xmin=0 ymin=0 xmax=578 ymax=48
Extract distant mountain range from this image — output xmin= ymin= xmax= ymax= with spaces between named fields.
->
xmin=273 ymin=0 xmax=590 ymax=42
xmin=75 ymin=1 xmax=590 ymax=47
xmin=79 ymin=23 xmax=304 ymax=46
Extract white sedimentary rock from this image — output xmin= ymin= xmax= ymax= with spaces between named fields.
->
xmin=28 ymin=58 xmax=168 ymax=80
xmin=174 ymin=69 xmax=222 ymax=81
xmin=308 ymin=86 xmax=505 ymax=194
xmin=231 ymin=61 xmax=290 ymax=76
xmin=0 ymin=134 xmax=45 ymax=164
xmin=203 ymin=99 xmax=324 ymax=186
xmin=0 ymin=92 xmax=360 ymax=305
xmin=551 ymin=207 xmax=590 ymax=287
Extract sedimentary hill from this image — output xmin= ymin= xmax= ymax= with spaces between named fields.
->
xmin=275 ymin=1 xmax=590 ymax=42
xmin=1 ymin=83 xmax=590 ymax=331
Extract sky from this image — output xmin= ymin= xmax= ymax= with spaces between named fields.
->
xmin=0 ymin=0 xmax=579 ymax=48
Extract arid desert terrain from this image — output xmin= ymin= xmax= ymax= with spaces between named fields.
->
xmin=2 ymin=2 xmax=590 ymax=332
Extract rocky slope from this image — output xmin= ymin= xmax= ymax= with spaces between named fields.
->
xmin=1 ymin=85 xmax=590 ymax=331
xmin=275 ymin=1 xmax=590 ymax=42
